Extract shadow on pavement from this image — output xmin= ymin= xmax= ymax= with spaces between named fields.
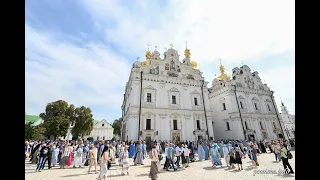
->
xmin=136 ymin=173 xmax=149 ymax=177
xmin=60 ymin=173 xmax=88 ymax=177
xmin=203 ymin=167 xmax=221 ymax=170
xmin=108 ymin=174 xmax=127 ymax=178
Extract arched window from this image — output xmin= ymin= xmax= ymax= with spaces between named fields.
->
xmin=245 ymin=121 xmax=248 ymax=129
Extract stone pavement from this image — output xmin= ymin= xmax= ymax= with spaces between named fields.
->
xmin=25 ymin=151 xmax=295 ymax=180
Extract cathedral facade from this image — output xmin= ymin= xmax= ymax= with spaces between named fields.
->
xmin=121 ymin=44 xmax=285 ymax=142
xmin=279 ymin=101 xmax=295 ymax=140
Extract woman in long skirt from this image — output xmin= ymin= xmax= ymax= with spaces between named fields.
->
xmin=121 ymin=145 xmax=130 ymax=176
xmin=211 ymin=143 xmax=222 ymax=168
xmin=234 ymin=145 xmax=243 ymax=170
xmin=74 ymin=144 xmax=83 ymax=168
xmin=66 ymin=144 xmax=74 ymax=166
xmin=51 ymin=145 xmax=60 ymax=167
xmin=229 ymin=148 xmax=236 ymax=168
xmin=59 ymin=144 xmax=71 ymax=169
xmin=181 ymin=145 xmax=187 ymax=168
xmin=149 ymin=145 xmax=159 ymax=180
xmin=98 ymin=146 xmax=110 ymax=180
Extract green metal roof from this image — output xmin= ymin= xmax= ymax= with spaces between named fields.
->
xmin=25 ymin=114 xmax=40 ymax=123
xmin=94 ymin=120 xmax=100 ymax=124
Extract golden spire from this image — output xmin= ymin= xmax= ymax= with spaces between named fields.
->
xmin=217 ymin=59 xmax=230 ymax=79
xmin=184 ymin=41 xmax=197 ymax=69
xmin=184 ymin=41 xmax=190 ymax=56
xmin=142 ymin=43 xmax=151 ymax=66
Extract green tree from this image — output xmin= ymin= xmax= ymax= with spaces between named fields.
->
xmin=25 ymin=122 xmax=34 ymax=139
xmin=33 ymin=125 xmax=46 ymax=140
xmin=71 ymin=106 xmax=94 ymax=138
xmin=40 ymin=100 xmax=75 ymax=138
xmin=112 ymin=118 xmax=123 ymax=136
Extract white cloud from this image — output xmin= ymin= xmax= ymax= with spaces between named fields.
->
xmin=80 ymin=0 xmax=295 ymax=113
xmin=26 ymin=0 xmax=295 ymax=120
xmin=25 ymin=25 xmax=131 ymax=120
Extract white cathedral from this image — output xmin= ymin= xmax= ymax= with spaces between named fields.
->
xmin=121 ymin=44 xmax=287 ymax=143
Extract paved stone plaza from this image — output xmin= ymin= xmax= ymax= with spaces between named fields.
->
xmin=25 ymin=151 xmax=295 ymax=180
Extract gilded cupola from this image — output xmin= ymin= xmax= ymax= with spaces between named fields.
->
xmin=217 ymin=60 xmax=230 ymax=79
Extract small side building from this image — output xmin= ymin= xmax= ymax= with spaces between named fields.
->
xmin=84 ymin=119 xmax=114 ymax=141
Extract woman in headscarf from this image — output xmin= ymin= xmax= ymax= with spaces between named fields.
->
xmin=98 ymin=146 xmax=110 ymax=180
xmin=198 ymin=142 xmax=205 ymax=161
xmin=149 ymin=145 xmax=159 ymax=180
xmin=74 ymin=144 xmax=84 ymax=168
xmin=227 ymin=141 xmax=233 ymax=151
xmin=218 ymin=141 xmax=224 ymax=157
xmin=66 ymin=143 xmax=74 ymax=166
xmin=222 ymin=142 xmax=230 ymax=167
xmin=129 ymin=141 xmax=135 ymax=158
xmin=121 ymin=145 xmax=130 ymax=176
xmin=51 ymin=145 xmax=60 ymax=167
xmin=134 ymin=140 xmax=144 ymax=165
xmin=234 ymin=144 xmax=243 ymax=170
xmin=211 ymin=143 xmax=222 ymax=168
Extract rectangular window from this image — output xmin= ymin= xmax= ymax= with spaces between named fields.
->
xmin=254 ymin=103 xmax=258 ymax=110
xmin=146 ymin=119 xmax=151 ymax=130
xmin=267 ymin=104 xmax=271 ymax=111
xmin=240 ymin=101 xmax=244 ymax=109
xmin=196 ymin=120 xmax=201 ymax=130
xmin=273 ymin=122 xmax=277 ymax=129
xmin=245 ymin=121 xmax=248 ymax=129
xmin=226 ymin=122 xmax=230 ymax=130
xmin=172 ymin=95 xmax=176 ymax=104
xmin=147 ymin=93 xmax=152 ymax=102
xmin=173 ymin=120 xmax=178 ymax=130
xmin=222 ymin=103 xmax=226 ymax=110
xmin=259 ymin=122 xmax=263 ymax=129
xmin=194 ymin=97 xmax=198 ymax=105
xmin=103 ymin=136 xmax=105 ymax=140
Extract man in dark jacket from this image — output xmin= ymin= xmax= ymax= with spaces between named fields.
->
xmin=36 ymin=144 xmax=49 ymax=172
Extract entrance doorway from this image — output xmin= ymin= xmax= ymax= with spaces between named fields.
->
xmin=145 ymin=136 xmax=152 ymax=151
xmin=248 ymin=135 xmax=255 ymax=141
xmin=172 ymin=133 xmax=180 ymax=143
xmin=278 ymin=134 xmax=284 ymax=139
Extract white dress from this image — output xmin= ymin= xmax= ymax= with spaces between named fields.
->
xmin=99 ymin=152 xmax=109 ymax=179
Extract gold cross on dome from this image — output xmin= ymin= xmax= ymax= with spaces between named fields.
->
xmin=185 ymin=41 xmax=188 ymax=48
xmin=169 ymin=43 xmax=174 ymax=48
xmin=147 ymin=43 xmax=151 ymax=50
xmin=155 ymin=46 xmax=157 ymax=50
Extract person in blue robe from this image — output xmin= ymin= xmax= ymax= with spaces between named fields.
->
xmin=203 ymin=143 xmax=209 ymax=160
xmin=198 ymin=142 xmax=205 ymax=161
xmin=129 ymin=141 xmax=135 ymax=158
xmin=134 ymin=140 xmax=144 ymax=165
xmin=211 ymin=143 xmax=222 ymax=167
xmin=218 ymin=141 xmax=224 ymax=157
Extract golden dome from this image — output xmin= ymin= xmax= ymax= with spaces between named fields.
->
xmin=184 ymin=48 xmax=191 ymax=56
xmin=217 ymin=64 xmax=230 ymax=79
xmin=145 ymin=50 xmax=151 ymax=59
xmin=190 ymin=61 xmax=197 ymax=69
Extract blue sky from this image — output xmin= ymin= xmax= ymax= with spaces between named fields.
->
xmin=25 ymin=0 xmax=295 ymax=123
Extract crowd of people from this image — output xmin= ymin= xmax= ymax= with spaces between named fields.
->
xmin=25 ymin=138 xmax=294 ymax=180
